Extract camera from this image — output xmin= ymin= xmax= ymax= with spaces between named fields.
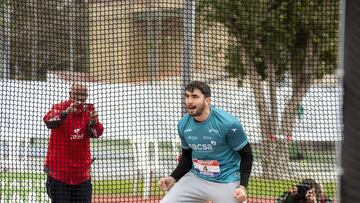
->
xmin=296 ymin=184 xmax=310 ymax=201
xmin=84 ymin=103 xmax=94 ymax=112
xmin=283 ymin=183 xmax=311 ymax=203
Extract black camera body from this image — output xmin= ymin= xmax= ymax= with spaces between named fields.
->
xmin=296 ymin=184 xmax=311 ymax=201
xmin=283 ymin=183 xmax=311 ymax=203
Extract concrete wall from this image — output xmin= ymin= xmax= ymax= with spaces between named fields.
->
xmin=88 ymin=0 xmax=185 ymax=83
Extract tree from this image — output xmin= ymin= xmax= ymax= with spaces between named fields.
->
xmin=9 ymin=0 xmax=60 ymax=80
xmin=197 ymin=0 xmax=339 ymax=178
xmin=8 ymin=0 xmax=90 ymax=81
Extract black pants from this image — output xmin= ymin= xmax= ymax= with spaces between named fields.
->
xmin=46 ymin=176 xmax=92 ymax=203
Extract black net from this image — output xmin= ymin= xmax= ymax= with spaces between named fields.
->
xmin=0 ymin=0 xmax=341 ymax=202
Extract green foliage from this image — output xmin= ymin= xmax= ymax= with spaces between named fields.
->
xmin=0 ymin=0 xmax=4 ymax=13
xmin=197 ymin=0 xmax=339 ymax=80
xmin=225 ymin=45 xmax=267 ymax=81
xmin=224 ymin=45 xmax=245 ymax=80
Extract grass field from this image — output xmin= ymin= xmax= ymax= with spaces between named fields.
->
xmin=0 ymin=139 xmax=337 ymax=202
xmin=0 ymin=172 xmax=337 ymax=202
xmin=92 ymin=177 xmax=337 ymax=198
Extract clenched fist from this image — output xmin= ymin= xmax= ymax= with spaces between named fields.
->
xmin=158 ymin=176 xmax=176 ymax=191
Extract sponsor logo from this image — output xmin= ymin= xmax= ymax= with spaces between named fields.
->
xmin=203 ymin=136 xmax=213 ymax=140
xmin=189 ymin=140 xmax=217 ymax=151
xmin=231 ymin=128 xmax=237 ymax=132
xmin=189 ymin=144 xmax=214 ymax=151
xmin=70 ymin=128 xmax=83 ymax=140
xmin=184 ymin=129 xmax=192 ymax=133
xmin=70 ymin=134 xmax=84 ymax=140
xmin=188 ymin=136 xmax=198 ymax=140
xmin=208 ymin=128 xmax=219 ymax=133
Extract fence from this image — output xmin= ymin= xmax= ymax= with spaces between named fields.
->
xmin=0 ymin=0 xmax=340 ymax=202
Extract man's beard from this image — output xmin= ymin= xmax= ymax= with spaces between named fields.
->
xmin=188 ymin=103 xmax=206 ymax=117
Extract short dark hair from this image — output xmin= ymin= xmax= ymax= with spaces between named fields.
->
xmin=283 ymin=179 xmax=323 ymax=203
xmin=300 ymin=179 xmax=322 ymax=201
xmin=185 ymin=81 xmax=211 ymax=98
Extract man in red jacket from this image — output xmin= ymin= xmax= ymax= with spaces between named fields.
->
xmin=43 ymin=82 xmax=104 ymax=203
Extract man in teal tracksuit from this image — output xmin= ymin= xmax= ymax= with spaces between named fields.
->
xmin=159 ymin=81 xmax=253 ymax=203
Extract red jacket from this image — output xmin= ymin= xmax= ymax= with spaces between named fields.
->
xmin=43 ymin=100 xmax=104 ymax=185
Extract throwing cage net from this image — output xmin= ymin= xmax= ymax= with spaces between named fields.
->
xmin=0 ymin=0 xmax=341 ymax=202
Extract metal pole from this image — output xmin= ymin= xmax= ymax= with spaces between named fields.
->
xmin=142 ymin=0 xmax=153 ymax=199
xmin=342 ymin=0 xmax=360 ymax=202
xmin=146 ymin=0 xmax=153 ymax=84
xmin=69 ymin=0 xmax=75 ymax=72
xmin=2 ymin=0 xmax=11 ymax=79
xmin=155 ymin=10 xmax=161 ymax=80
xmin=337 ymin=0 xmax=346 ymax=202
xmin=30 ymin=0 xmax=38 ymax=80
xmin=181 ymin=0 xmax=195 ymax=114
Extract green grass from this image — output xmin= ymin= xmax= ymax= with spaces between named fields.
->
xmin=247 ymin=178 xmax=337 ymax=198
xmin=93 ymin=177 xmax=336 ymax=198
xmin=93 ymin=179 xmax=164 ymax=196
xmin=93 ymin=179 xmax=136 ymax=195
xmin=0 ymin=172 xmax=337 ymax=200
xmin=0 ymin=139 xmax=338 ymax=201
xmin=247 ymin=178 xmax=297 ymax=197
xmin=0 ymin=172 xmax=48 ymax=202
